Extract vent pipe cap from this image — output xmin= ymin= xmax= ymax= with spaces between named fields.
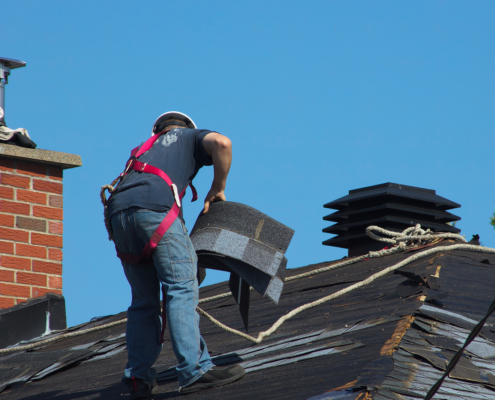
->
xmin=323 ymin=183 xmax=461 ymax=257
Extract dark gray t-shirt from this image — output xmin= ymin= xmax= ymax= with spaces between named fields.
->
xmin=107 ymin=128 xmax=213 ymax=218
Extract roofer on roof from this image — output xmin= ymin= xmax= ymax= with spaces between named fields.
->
xmin=103 ymin=111 xmax=245 ymax=398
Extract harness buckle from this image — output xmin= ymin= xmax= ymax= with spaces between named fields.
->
xmin=171 ymin=184 xmax=181 ymax=208
xmin=138 ymin=162 xmax=147 ymax=172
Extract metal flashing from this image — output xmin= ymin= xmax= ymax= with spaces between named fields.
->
xmin=0 ymin=294 xmax=67 ymax=349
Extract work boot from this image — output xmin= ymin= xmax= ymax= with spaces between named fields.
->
xmin=126 ymin=377 xmax=156 ymax=400
xmin=179 ymin=364 xmax=245 ymax=394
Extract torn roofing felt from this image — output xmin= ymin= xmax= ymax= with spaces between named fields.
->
xmin=2 ymin=244 xmax=495 ymax=400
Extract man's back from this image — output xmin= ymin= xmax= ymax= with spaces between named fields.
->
xmin=107 ymin=128 xmax=213 ymax=219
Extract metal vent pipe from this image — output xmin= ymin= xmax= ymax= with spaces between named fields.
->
xmin=0 ymin=57 xmax=26 ymax=125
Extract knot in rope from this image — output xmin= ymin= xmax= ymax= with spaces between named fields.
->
xmin=366 ymin=224 xmax=466 ymax=250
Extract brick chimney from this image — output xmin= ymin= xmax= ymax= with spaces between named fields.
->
xmin=0 ymin=144 xmax=81 ymax=308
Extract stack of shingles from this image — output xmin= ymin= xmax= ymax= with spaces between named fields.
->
xmin=190 ymin=201 xmax=295 ymax=330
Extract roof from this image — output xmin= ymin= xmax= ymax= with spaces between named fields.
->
xmin=1 ymin=242 xmax=495 ymax=399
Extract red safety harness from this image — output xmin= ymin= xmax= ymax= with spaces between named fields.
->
xmin=105 ymin=130 xmax=198 ymax=343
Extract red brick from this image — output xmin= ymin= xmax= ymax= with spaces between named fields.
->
xmin=0 ymin=256 xmax=31 ymax=271
xmin=0 ymin=241 xmax=14 ymax=254
xmin=17 ymin=190 xmax=47 ymax=205
xmin=0 ymin=187 xmax=14 ymax=200
xmin=0 ymin=200 xmax=30 ymax=215
xmin=48 ymin=168 xmax=63 ymax=181
xmin=32 ymin=233 xmax=62 ymax=248
xmin=0 ymin=159 xmax=14 ymax=172
xmin=48 ymin=221 xmax=63 ymax=235
xmin=49 ymin=276 xmax=62 ymax=289
xmin=0 ymin=269 xmax=15 ymax=282
xmin=32 ymin=260 xmax=62 ymax=275
xmin=48 ymin=195 xmax=63 ymax=208
xmin=33 ymin=206 xmax=63 ymax=221
xmin=16 ymin=162 xmax=47 ymax=178
xmin=0 ymin=227 xmax=29 ymax=243
xmin=16 ymin=298 xmax=28 ymax=305
xmin=17 ymin=272 xmax=47 ymax=286
xmin=0 ymin=173 xmax=30 ymax=189
xmin=16 ymin=216 xmax=46 ymax=232
xmin=32 ymin=287 xmax=62 ymax=297
xmin=16 ymin=243 xmax=46 ymax=259
xmin=48 ymin=248 xmax=63 ymax=261
xmin=0 ymin=297 xmax=15 ymax=308
xmin=0 ymin=214 xmax=14 ymax=227
xmin=32 ymin=180 xmax=63 ymax=195
xmin=0 ymin=283 xmax=30 ymax=297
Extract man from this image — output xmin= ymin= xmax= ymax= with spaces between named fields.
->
xmin=106 ymin=111 xmax=245 ymax=399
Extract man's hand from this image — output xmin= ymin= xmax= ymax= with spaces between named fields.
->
xmin=202 ymin=132 xmax=232 ymax=213
xmin=203 ymin=189 xmax=226 ymax=213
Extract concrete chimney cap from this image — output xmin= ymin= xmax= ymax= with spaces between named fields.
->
xmin=0 ymin=57 xmax=26 ymax=69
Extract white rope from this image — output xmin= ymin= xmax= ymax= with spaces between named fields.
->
xmin=196 ymin=225 xmax=494 ymax=344
xmin=199 ymin=292 xmax=232 ymax=304
xmin=0 ymin=319 xmax=126 ymax=355
xmin=366 ymin=225 xmax=467 ymax=246
xmin=285 ymin=255 xmax=367 ymax=282
xmin=1 ymin=225 xmax=488 ymax=354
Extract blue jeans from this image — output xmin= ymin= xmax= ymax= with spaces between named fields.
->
xmin=111 ymin=207 xmax=214 ymax=387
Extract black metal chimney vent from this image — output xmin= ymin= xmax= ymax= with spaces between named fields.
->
xmin=323 ymin=183 xmax=461 ymax=257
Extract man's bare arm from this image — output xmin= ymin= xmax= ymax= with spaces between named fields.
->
xmin=202 ymin=132 xmax=232 ymax=213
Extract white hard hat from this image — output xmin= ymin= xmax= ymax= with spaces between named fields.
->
xmin=151 ymin=111 xmax=197 ymax=135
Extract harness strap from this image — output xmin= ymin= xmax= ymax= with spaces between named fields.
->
xmin=141 ymin=201 xmax=180 ymax=259
xmin=130 ymin=160 xmax=198 ymax=203
xmin=130 ymin=146 xmax=139 ymax=158
xmin=115 ymin=188 xmax=185 ymax=265
xmin=130 ymin=130 xmax=171 ymax=158
xmin=161 ymin=285 xmax=167 ymax=344
xmin=189 ymin=182 xmax=198 ymax=202
xmin=132 ymin=160 xmax=173 ymax=186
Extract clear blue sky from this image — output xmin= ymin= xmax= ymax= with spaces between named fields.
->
xmin=3 ymin=1 xmax=494 ymax=327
